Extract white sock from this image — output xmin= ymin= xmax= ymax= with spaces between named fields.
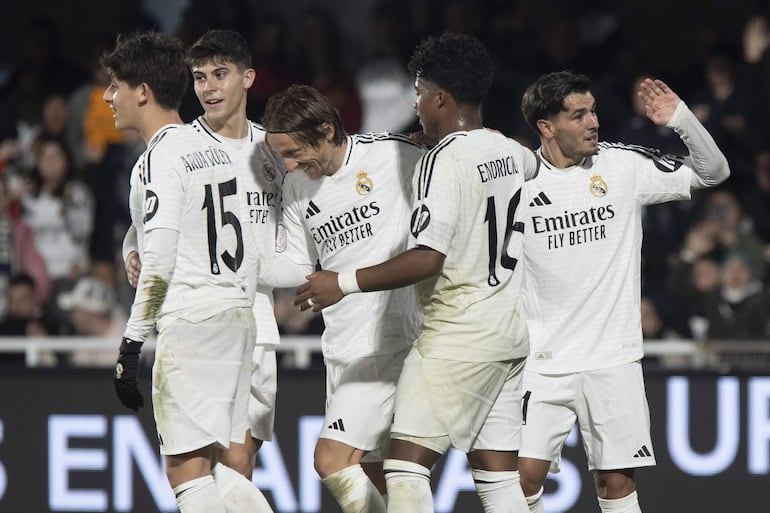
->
xmin=173 ymin=475 xmax=226 ymax=513
xmin=525 ymin=486 xmax=545 ymax=513
xmin=213 ymin=462 xmax=275 ymax=513
xmin=472 ymin=469 xmax=528 ymax=513
xmin=598 ymin=491 xmax=642 ymax=513
xmin=383 ymin=459 xmax=433 ymax=513
xmin=321 ymin=464 xmax=386 ymax=513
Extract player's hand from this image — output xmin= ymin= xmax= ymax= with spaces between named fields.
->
xmin=294 ymin=271 xmax=344 ymax=312
xmin=125 ymin=250 xmax=141 ymax=288
xmin=638 ymin=78 xmax=680 ymax=126
xmin=113 ymin=337 xmax=144 ymax=411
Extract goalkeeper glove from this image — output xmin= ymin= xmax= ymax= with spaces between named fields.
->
xmin=113 ymin=337 xmax=144 ymax=411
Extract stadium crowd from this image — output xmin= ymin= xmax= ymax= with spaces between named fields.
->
xmin=0 ymin=0 xmax=768 ymax=367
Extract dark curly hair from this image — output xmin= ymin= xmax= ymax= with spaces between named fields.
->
xmin=407 ymin=32 xmax=494 ymax=106
xmin=186 ymin=29 xmax=252 ymax=71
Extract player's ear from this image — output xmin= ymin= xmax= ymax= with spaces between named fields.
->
xmin=536 ymin=118 xmax=553 ymax=138
xmin=137 ymin=82 xmax=151 ymax=107
xmin=320 ymin=122 xmax=334 ymax=141
xmin=243 ymin=68 xmax=256 ymax=89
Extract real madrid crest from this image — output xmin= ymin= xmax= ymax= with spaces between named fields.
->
xmin=589 ymin=174 xmax=608 ymax=197
xmin=262 ymin=155 xmax=277 ymax=182
xmin=356 ymin=171 xmax=373 ymax=195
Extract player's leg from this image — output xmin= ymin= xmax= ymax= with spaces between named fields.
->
xmin=316 ymin=350 xmax=405 ymax=513
xmin=166 ymin=445 xmax=225 ymax=513
xmin=466 ymin=358 xmax=528 ymax=513
xmin=384 ymin=439 xmax=443 ymax=513
xmin=518 ymin=370 xmax=580 ymax=513
xmin=579 ymin=362 xmax=653 ymax=513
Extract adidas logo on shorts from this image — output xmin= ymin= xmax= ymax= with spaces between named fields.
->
xmin=327 ymin=418 xmax=345 ymax=432
xmin=632 ymin=445 xmax=652 ymax=458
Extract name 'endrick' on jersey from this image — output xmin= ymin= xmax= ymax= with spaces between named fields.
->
xmin=477 ymin=155 xmax=519 ymax=183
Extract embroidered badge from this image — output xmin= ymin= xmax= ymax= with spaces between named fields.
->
xmin=356 ymin=171 xmax=373 ymax=195
xmin=589 ymin=174 xmax=608 ymax=197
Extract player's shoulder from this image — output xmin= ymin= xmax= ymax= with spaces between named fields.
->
xmin=354 ymin=131 xmax=426 ymax=153
xmin=597 ymin=141 xmax=685 ymax=172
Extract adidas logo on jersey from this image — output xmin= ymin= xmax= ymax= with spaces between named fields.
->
xmin=327 ymin=418 xmax=346 ymax=432
xmin=529 ymin=191 xmax=552 ymax=207
xmin=305 ymin=200 xmax=321 ymax=219
xmin=632 ymin=445 xmax=652 ymax=458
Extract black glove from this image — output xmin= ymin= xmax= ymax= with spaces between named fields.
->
xmin=113 ymin=337 xmax=144 ymax=411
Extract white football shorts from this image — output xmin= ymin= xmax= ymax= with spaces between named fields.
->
xmin=319 ymin=347 xmax=409 ymax=462
xmin=520 ymin=360 xmax=656 ymax=473
xmin=152 ymin=307 xmax=256 ymax=456
xmin=248 ymin=344 xmax=277 ymax=442
xmin=391 ymin=347 xmax=525 ymax=454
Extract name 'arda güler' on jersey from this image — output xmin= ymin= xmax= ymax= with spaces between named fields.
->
xmin=179 ymin=145 xmax=234 ymax=172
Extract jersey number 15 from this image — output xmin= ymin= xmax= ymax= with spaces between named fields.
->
xmin=202 ymin=178 xmax=244 ymax=274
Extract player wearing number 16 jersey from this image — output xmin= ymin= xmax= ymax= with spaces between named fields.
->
xmin=102 ymin=32 xmax=259 ymax=513
xmin=294 ymin=33 xmax=538 ymax=513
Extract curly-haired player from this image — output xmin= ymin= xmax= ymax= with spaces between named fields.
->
xmin=293 ymin=32 xmax=539 ymax=513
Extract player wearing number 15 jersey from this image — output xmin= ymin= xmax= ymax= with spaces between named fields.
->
xmin=102 ymin=31 xmax=259 ymax=513
xmin=294 ymin=33 xmax=538 ymax=513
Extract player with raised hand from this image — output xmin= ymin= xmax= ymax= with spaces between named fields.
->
xmin=517 ymin=72 xmax=730 ymax=513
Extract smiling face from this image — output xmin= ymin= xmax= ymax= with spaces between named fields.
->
xmin=548 ymin=91 xmax=599 ymax=163
xmin=265 ymin=131 xmax=337 ymax=179
xmin=191 ymin=60 xmax=253 ymax=129
xmin=102 ymin=77 xmax=142 ymax=133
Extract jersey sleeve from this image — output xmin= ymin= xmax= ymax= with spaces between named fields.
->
xmin=630 ymin=148 xmax=694 ymax=206
xmin=142 ymin=149 xmax=185 ymax=233
xmin=410 ymin=151 xmax=459 ymax=255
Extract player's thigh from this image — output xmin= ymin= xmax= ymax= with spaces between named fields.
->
xmin=153 ymin=308 xmax=255 ymax=455
xmin=249 ymin=344 xmax=277 ymax=442
xmin=578 ymin=361 xmax=656 ymax=471
xmin=320 ymin=348 xmax=407 ymax=460
xmin=519 ymin=370 xmax=578 ymax=473
xmin=472 ymin=357 xmax=526 ymax=453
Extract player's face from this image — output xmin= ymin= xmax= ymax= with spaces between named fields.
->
xmin=550 ymin=92 xmax=599 ymax=162
xmin=413 ymin=76 xmax=439 ymax=139
xmin=266 ymin=132 xmax=335 ymax=179
xmin=103 ymin=78 xmax=142 ymax=133
xmin=191 ymin=61 xmax=253 ymax=126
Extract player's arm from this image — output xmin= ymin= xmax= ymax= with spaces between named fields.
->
xmin=122 ymin=224 xmax=141 ymax=287
xmin=293 ymin=246 xmax=444 ymax=311
xmin=123 ymin=227 xmax=177 ymax=342
xmin=638 ymin=78 xmax=730 ymax=188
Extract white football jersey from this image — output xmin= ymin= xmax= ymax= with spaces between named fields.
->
xmin=522 ymin=143 xmax=693 ymax=374
xmin=127 ymin=124 xmax=252 ymax=327
xmin=409 ymin=129 xmax=537 ymax=362
xmin=281 ymin=133 xmax=425 ymax=361
xmin=191 ymin=117 xmax=286 ymax=346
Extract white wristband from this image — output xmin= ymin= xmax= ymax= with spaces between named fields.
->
xmin=338 ymin=270 xmax=361 ymax=295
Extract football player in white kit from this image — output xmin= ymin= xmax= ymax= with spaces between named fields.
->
xmin=260 ymin=84 xmax=425 ymax=513
xmin=123 ymin=30 xmax=284 ymax=512
xmin=295 ymin=33 xmax=538 ymax=513
xmin=517 ymin=71 xmax=730 ymax=513
xmin=102 ymin=32 xmax=261 ymax=513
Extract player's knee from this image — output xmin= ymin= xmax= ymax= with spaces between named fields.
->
xmin=219 ymin=451 xmax=255 ymax=478
xmin=518 ymin=458 xmax=549 ymax=496
xmin=593 ymin=469 xmax=636 ymax=499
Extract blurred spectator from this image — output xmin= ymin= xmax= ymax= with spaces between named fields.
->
xmin=355 ymin=1 xmax=417 ymax=133
xmin=293 ymin=7 xmax=362 ymax=132
xmin=641 ymin=294 xmax=685 ymax=340
xmin=19 ymin=134 xmax=94 ymax=284
xmin=690 ymin=47 xmax=766 ymax=194
xmin=702 ymin=250 xmax=769 ymax=340
xmin=0 ymin=169 xmax=50 ymax=315
xmin=57 ymin=275 xmax=126 ymax=366
xmin=247 ymin=12 xmax=296 ymax=121
xmin=0 ymin=273 xmax=47 ymax=337
xmin=742 ymin=147 xmax=770 ymax=251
